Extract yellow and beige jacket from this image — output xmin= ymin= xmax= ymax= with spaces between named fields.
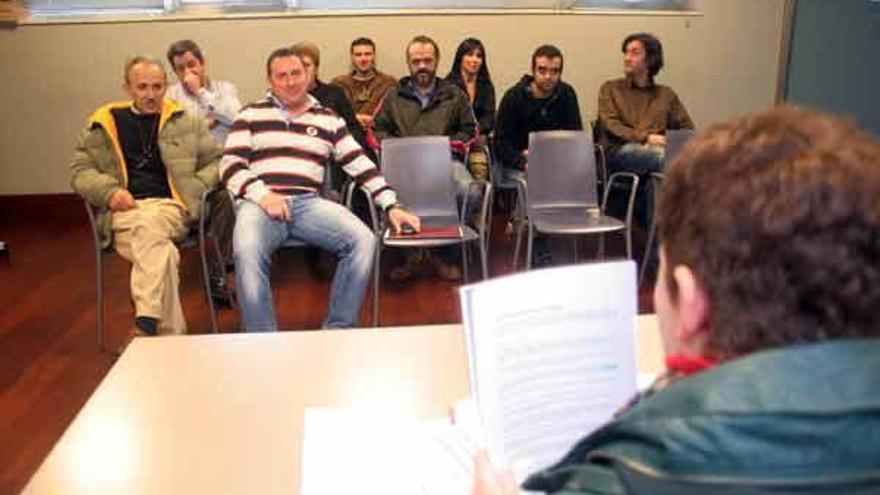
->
xmin=70 ymin=99 xmax=221 ymax=246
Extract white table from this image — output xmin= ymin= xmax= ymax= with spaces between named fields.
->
xmin=24 ymin=317 xmax=663 ymax=494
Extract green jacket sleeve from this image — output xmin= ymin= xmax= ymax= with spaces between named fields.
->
xmin=372 ymin=93 xmax=399 ymax=144
xmin=69 ymin=125 xmax=122 ymax=208
xmin=193 ymin=117 xmax=221 ymax=190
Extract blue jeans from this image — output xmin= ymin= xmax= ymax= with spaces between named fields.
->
xmin=233 ymin=193 xmax=376 ymax=331
xmin=608 ymin=144 xmax=665 ymax=230
xmin=452 ymin=159 xmax=478 ymax=220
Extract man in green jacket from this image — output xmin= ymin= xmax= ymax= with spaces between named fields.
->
xmin=473 ymin=106 xmax=880 ymax=494
xmin=70 ymin=56 xmax=220 ymax=338
xmin=373 ymin=35 xmax=478 ymax=281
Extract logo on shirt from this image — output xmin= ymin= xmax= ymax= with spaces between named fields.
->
xmin=306 ymin=126 xmax=318 ymax=137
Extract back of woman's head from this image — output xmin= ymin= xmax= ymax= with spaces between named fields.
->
xmin=659 ymin=106 xmax=880 ymax=358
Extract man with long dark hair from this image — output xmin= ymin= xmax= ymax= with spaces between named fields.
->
xmin=598 ymin=32 xmax=693 ymax=231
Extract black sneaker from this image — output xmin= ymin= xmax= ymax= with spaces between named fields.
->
xmin=134 ymin=316 xmax=159 ymax=336
xmin=209 ymin=275 xmax=233 ymax=308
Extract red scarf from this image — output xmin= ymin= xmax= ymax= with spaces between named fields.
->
xmin=665 ymin=354 xmax=717 ymax=377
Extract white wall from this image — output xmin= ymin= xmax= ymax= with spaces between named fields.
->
xmin=0 ymin=0 xmax=785 ymax=194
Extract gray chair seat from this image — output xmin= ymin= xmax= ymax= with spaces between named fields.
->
xmin=514 ymin=130 xmax=639 ymax=270
xmin=531 ymin=207 xmax=625 ymax=234
xmin=382 ymin=214 xmax=480 ymax=248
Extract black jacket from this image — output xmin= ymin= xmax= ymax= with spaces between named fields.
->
xmin=494 ymin=75 xmax=583 ymax=171
xmin=310 ymin=79 xmax=375 ymax=189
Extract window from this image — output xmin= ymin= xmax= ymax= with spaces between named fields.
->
xmin=22 ymin=0 xmax=695 ymax=19
xmin=573 ymin=0 xmax=696 ymax=11
xmin=294 ymin=0 xmax=566 ymax=8
xmin=25 ymin=0 xmax=166 ymax=16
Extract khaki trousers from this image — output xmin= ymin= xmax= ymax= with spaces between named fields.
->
xmin=111 ymin=198 xmax=189 ymax=335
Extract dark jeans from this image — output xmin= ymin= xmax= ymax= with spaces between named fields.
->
xmin=606 ymin=144 xmax=665 ymax=231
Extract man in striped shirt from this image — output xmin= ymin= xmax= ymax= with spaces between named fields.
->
xmin=220 ymin=47 xmax=420 ymax=331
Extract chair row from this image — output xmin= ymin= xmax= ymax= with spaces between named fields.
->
xmin=87 ymin=130 xmax=691 ymax=346
xmin=84 ymin=136 xmax=493 ymax=347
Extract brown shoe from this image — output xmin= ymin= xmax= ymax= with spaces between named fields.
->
xmin=429 ymin=255 xmax=463 ymax=281
xmin=388 ymin=250 xmax=425 ymax=282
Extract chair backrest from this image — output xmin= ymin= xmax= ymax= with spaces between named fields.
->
xmin=526 ymin=130 xmax=598 ymax=209
xmin=665 ymin=128 xmax=696 ymax=166
xmin=380 ymin=136 xmax=458 ymax=219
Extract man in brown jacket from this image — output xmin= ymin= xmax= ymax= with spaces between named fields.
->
xmin=598 ymin=32 xmax=693 ymax=230
xmin=332 ymin=37 xmax=397 ymax=131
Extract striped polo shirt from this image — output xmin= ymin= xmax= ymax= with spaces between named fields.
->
xmin=220 ymin=93 xmax=397 ymax=210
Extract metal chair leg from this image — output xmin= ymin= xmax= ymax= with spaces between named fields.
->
xmin=372 ymin=241 xmax=381 ymax=327
xmin=461 ymin=242 xmax=470 ymax=283
xmin=480 ymin=238 xmax=488 ymax=279
xmin=513 ymin=222 xmax=523 ymax=269
xmin=96 ymin=243 xmax=104 ymax=351
xmin=526 ymin=223 xmax=534 ymax=271
xmin=200 ymin=228 xmax=220 ymax=334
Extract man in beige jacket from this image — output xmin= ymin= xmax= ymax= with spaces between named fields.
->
xmin=70 ymin=55 xmax=220 ymax=338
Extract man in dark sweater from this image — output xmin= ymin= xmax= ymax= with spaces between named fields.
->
xmin=494 ymin=44 xmax=583 ymax=184
xmin=494 ymin=45 xmax=583 ymax=266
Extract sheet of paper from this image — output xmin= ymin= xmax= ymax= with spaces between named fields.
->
xmin=459 ymin=261 xmax=637 ymax=481
xmin=301 ymin=408 xmax=481 ymax=495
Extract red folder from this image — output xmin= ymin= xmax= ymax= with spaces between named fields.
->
xmin=388 ymin=225 xmax=463 ymax=240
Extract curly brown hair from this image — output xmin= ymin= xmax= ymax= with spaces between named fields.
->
xmin=658 ymin=106 xmax=880 ymax=358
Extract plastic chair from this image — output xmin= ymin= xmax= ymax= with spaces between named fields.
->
xmin=637 ymin=172 xmax=666 ymax=287
xmin=638 ymin=129 xmax=695 ymax=287
xmin=512 ymin=130 xmax=638 ymax=270
xmin=84 ymin=192 xmax=211 ymax=350
xmin=665 ymin=128 xmax=695 ymax=164
xmin=371 ymin=136 xmax=491 ymax=326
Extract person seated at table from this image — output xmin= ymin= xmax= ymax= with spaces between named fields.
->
xmin=472 ymin=106 xmax=880 ymax=494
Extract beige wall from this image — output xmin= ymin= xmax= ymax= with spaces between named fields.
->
xmin=0 ymin=0 xmax=784 ymax=195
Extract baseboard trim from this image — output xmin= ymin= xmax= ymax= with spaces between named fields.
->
xmin=0 ymin=193 xmax=85 ymax=228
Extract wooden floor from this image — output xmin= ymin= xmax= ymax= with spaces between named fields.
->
xmin=0 ymin=193 xmax=655 ymax=494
